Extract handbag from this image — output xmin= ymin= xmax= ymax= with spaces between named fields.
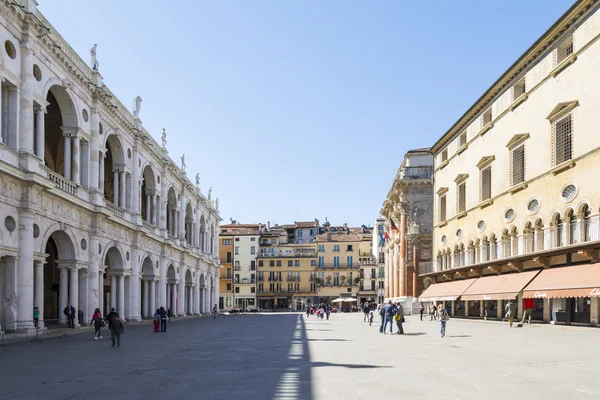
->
xmin=393 ymin=314 xmax=399 ymax=321
xmin=401 ymin=316 xmax=405 ymax=323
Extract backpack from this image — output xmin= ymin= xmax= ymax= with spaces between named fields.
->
xmin=153 ymin=313 xmax=160 ymax=321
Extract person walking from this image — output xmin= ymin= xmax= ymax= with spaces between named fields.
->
xmin=363 ymin=303 xmax=370 ymax=322
xmin=325 ymin=304 xmax=330 ymax=320
xmin=152 ymin=309 xmax=160 ymax=333
xmin=429 ymin=304 xmax=436 ymax=321
xmin=382 ymin=300 xmax=395 ymax=335
xmin=419 ymin=303 xmax=424 ymax=321
xmin=212 ymin=304 xmax=218 ymax=319
xmin=159 ymin=306 xmax=168 ymax=332
xmin=394 ymin=303 xmax=405 ymax=335
xmin=105 ymin=308 xmax=117 ymax=330
xmin=438 ymin=304 xmax=449 ymax=338
xmin=378 ymin=304 xmax=385 ymax=333
xmin=110 ymin=313 xmax=124 ymax=347
xmin=90 ymin=308 xmax=103 ymax=340
xmin=63 ymin=303 xmax=77 ymax=329
xmin=522 ymin=298 xmax=534 ymax=325
xmin=369 ymin=311 xmax=374 ymax=326
xmin=33 ymin=307 xmax=40 ymax=328
xmin=306 ymin=305 xmax=310 ymax=318
xmin=167 ymin=307 xmax=172 ymax=322
xmin=505 ymin=299 xmax=515 ymax=327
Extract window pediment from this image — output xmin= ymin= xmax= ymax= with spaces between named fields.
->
xmin=437 ymin=187 xmax=449 ymax=196
xmin=506 ymin=133 xmax=530 ymax=148
xmin=476 ymin=155 xmax=495 ymax=169
xmin=546 ymin=101 xmax=578 ymax=121
xmin=454 ymin=173 xmax=469 ymax=183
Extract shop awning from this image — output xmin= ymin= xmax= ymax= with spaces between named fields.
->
xmin=419 ymin=278 xmax=477 ymax=302
xmin=460 ymin=271 xmax=540 ymax=301
xmin=523 ymin=264 xmax=600 ymax=298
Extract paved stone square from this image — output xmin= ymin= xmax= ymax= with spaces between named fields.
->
xmin=0 ymin=313 xmax=598 ymax=399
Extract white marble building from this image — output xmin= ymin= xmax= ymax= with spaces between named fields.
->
xmin=0 ymin=1 xmax=221 ymax=330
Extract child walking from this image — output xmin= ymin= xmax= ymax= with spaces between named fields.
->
xmin=369 ymin=311 xmax=374 ymax=326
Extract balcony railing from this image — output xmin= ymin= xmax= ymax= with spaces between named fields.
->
xmin=106 ymin=201 xmax=124 ymax=219
xmin=238 ymin=279 xmax=256 ymax=284
xmin=432 ymin=215 xmax=600 ymax=273
xmin=142 ymin=220 xmax=155 ymax=230
xmin=286 ymin=277 xmax=301 ymax=282
xmin=258 ymin=252 xmax=317 ymax=258
xmin=399 ymin=166 xmax=433 ymax=181
xmin=317 ymin=264 xmax=358 ymax=269
xmin=46 ymin=169 xmax=78 ymax=196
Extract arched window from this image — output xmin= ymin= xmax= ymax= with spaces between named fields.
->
xmin=582 ymin=204 xmax=592 ymax=241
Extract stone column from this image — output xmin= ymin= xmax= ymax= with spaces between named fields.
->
xmin=119 ymin=170 xmax=126 ymax=209
xmin=64 ymin=134 xmax=72 ymax=180
xmin=19 ymin=42 xmax=34 ymax=155
xmin=399 ymin=213 xmax=408 ymax=296
xmin=35 ymin=107 xmax=45 ymax=162
xmin=17 ymin=211 xmax=34 ymax=327
xmin=142 ymin=280 xmax=149 ymax=318
xmin=110 ymin=275 xmax=117 ymax=311
xmin=99 ymin=152 xmax=105 ymax=194
xmin=194 ymin=278 xmax=200 ymax=314
xmin=152 ymin=193 xmax=158 ymax=226
xmin=112 ymin=169 xmax=119 ymax=204
xmin=34 ymin=261 xmax=44 ymax=326
xmin=72 ymin=134 xmax=80 ymax=185
xmin=89 ymin=107 xmax=100 ymax=193
xmin=118 ymin=274 xmax=125 ymax=319
xmin=4 ymin=257 xmax=18 ymax=329
xmin=391 ymin=245 xmax=397 ymax=298
xmin=413 ymin=247 xmax=420 ymax=298
xmin=150 ymin=280 xmax=156 ymax=317
xmin=145 ymin=191 xmax=151 ymax=221
xmin=178 ymin=281 xmax=185 ymax=315
xmin=496 ymin=300 xmax=503 ymax=320
xmin=450 ymin=300 xmax=456 ymax=316
xmin=69 ymin=268 xmax=79 ymax=325
xmin=479 ymin=300 xmax=485 ymax=318
xmin=124 ymin=276 xmax=131 ymax=320
xmin=79 ymin=269 xmax=88 ymax=323
xmin=590 ymin=297 xmax=599 ymax=327
xmin=59 ymin=268 xmax=69 ymax=324
xmin=464 ymin=300 xmax=469 ymax=317
xmin=87 ymin=237 xmax=99 ymax=318
xmin=159 ymin=260 xmax=168 ymax=309
xmin=98 ymin=268 xmax=106 ymax=314
xmin=517 ymin=292 xmax=524 ymax=321
xmin=543 ymin=298 xmax=551 ymax=323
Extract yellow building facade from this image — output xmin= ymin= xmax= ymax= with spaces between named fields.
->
xmin=257 ymin=230 xmax=317 ymax=311
xmin=315 ymin=232 xmax=361 ymax=303
xmin=426 ymin=0 xmax=600 ymax=326
xmin=218 ymin=234 xmax=234 ymax=310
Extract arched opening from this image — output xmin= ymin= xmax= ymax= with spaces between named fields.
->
xmin=510 ymin=226 xmax=519 ymax=256
xmin=166 ymin=264 xmax=177 ymax=313
xmin=103 ymin=246 xmax=125 ymax=316
xmin=489 ymin=234 xmax=497 ymax=260
xmin=185 ymin=203 xmax=193 ymax=246
xmin=453 ymin=245 xmax=460 ymax=268
xmin=534 ymin=218 xmax=544 ymax=251
xmin=141 ymin=166 xmax=158 ymax=225
xmin=481 ymin=236 xmax=490 ymax=262
xmin=166 ymin=188 xmax=177 ymax=237
xmin=42 ymin=230 xmax=76 ymax=325
xmin=582 ymin=204 xmax=592 ymax=241
xmin=501 ymin=229 xmax=510 ymax=258
xmin=474 ymin=239 xmax=481 ymax=264
xmin=140 ymin=256 xmax=156 ymax=319
xmin=104 ymin=134 xmax=126 ymax=208
xmin=185 ymin=269 xmax=193 ymax=315
xmin=436 ymin=251 xmax=443 ymax=271
xmin=459 ymin=243 xmax=465 ymax=266
xmin=523 ymin=222 xmax=533 ymax=253
xmin=467 ymin=240 xmax=475 ymax=265
xmin=552 ymin=212 xmax=563 ymax=248
xmin=44 ymin=86 xmax=79 ymax=182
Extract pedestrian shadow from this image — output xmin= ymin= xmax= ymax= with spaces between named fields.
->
xmin=446 ymin=334 xmax=471 ymax=338
xmin=402 ymin=332 xmax=427 ymax=336
xmin=311 ymin=361 xmax=392 ymax=369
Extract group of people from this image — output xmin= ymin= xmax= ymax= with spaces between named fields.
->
xmin=90 ymin=307 xmax=124 ymax=347
xmin=375 ymin=301 xmax=406 ymax=335
xmin=305 ymin=304 xmax=331 ymax=320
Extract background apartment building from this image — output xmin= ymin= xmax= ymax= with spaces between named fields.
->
xmin=372 ymin=218 xmax=386 ymax=304
xmin=218 ymin=235 xmax=234 ymax=310
xmin=257 ymin=228 xmax=318 ymax=310
xmin=424 ymin=0 xmax=600 ymax=326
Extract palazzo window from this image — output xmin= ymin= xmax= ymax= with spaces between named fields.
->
xmin=479 ymin=166 xmax=492 ymax=202
xmin=554 ymin=33 xmax=574 ymax=66
xmin=457 ymin=182 xmax=466 ymax=213
xmin=552 ymin=113 xmax=573 ymax=166
xmin=512 ymin=77 xmax=526 ymax=101
xmin=510 ymin=144 xmax=526 ymax=186
xmin=441 ymin=148 xmax=448 ymax=163
xmin=481 ymin=108 xmax=492 ymax=127
xmin=459 ymin=132 xmax=467 ymax=147
xmin=438 ymin=194 xmax=447 ymax=223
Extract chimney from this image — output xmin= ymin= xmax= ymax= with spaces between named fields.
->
xmin=267 ymin=221 xmax=271 ymax=230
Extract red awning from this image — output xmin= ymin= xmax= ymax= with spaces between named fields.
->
xmin=523 ymin=264 xmax=600 ymax=298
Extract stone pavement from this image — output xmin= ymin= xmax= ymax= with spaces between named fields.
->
xmin=0 ymin=312 xmax=598 ymax=400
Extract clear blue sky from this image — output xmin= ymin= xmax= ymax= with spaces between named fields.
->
xmin=40 ymin=1 xmax=572 ymax=227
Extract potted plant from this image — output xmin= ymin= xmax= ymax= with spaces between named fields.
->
xmin=340 ymin=275 xmax=347 ymax=285
xmin=325 ymin=275 xmax=332 ymax=285
xmin=354 ymin=276 xmax=361 ymax=285
xmin=315 ymin=277 xmax=323 ymax=285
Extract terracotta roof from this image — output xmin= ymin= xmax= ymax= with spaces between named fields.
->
xmin=407 ymin=147 xmax=431 ymax=154
xmin=295 ymin=221 xmax=318 ymax=228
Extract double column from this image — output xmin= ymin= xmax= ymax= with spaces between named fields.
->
xmin=34 ymin=106 xmax=45 ymax=162
xmin=62 ymin=128 xmax=81 ymax=185
xmin=145 ymin=189 xmax=158 ymax=225
xmin=108 ymin=272 xmax=126 ymax=319
xmin=112 ymin=165 xmax=126 ymax=208
xmin=142 ymin=279 xmax=157 ymax=318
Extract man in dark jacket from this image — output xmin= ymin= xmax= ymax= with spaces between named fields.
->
xmin=383 ymin=301 xmax=395 ymax=334
xmin=159 ymin=307 xmax=168 ymax=332
xmin=110 ymin=313 xmax=124 ymax=347
xmin=105 ymin=308 xmax=117 ymax=330
xmin=63 ymin=303 xmax=77 ymax=328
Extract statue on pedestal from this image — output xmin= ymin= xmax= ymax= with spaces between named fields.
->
xmin=90 ymin=44 xmax=99 ymax=70
xmin=195 ymin=173 xmax=200 ymax=187
xmin=208 ymin=187 xmax=212 ymax=201
xmin=161 ymin=128 xmax=167 ymax=148
xmin=181 ymin=154 xmax=186 ymax=172
xmin=133 ymin=96 xmax=142 ymax=118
